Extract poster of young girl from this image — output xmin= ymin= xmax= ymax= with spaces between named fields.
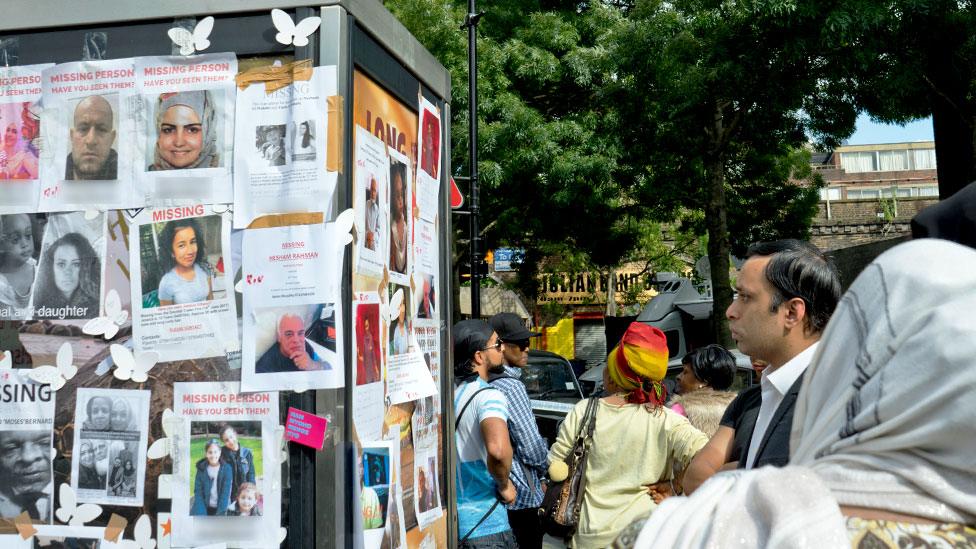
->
xmin=172 ymin=382 xmax=280 ymax=548
xmin=0 ymin=63 xmax=52 ymax=214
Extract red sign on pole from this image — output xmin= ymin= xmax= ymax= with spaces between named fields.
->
xmin=450 ymin=176 xmax=465 ymax=209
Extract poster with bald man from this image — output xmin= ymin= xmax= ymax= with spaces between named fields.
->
xmin=38 ymin=59 xmax=139 ymax=211
xmin=70 ymin=388 xmax=149 ymax=506
xmin=240 ymin=222 xmax=345 ymax=392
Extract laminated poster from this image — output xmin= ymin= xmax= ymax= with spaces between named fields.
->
xmin=0 ymin=63 xmax=52 ymax=214
xmin=13 ymin=525 xmax=122 ymax=548
xmin=360 ymin=437 xmax=396 ymax=547
xmin=415 ymin=97 xmax=441 ymax=223
xmin=171 ymin=382 xmax=280 ymax=548
xmin=386 ymin=147 xmax=412 ymax=287
xmin=129 ymin=206 xmax=239 ymax=361
xmin=70 ymin=388 xmax=150 ymax=507
xmin=239 ymin=222 xmax=344 ymax=392
xmin=38 ymin=59 xmax=139 ymax=211
xmin=352 ymin=292 xmax=385 ymax=443
xmin=135 ymin=54 xmax=237 ymax=206
xmin=232 ymin=66 xmax=338 ymax=228
xmin=353 ymin=126 xmax=389 ymax=278
xmin=25 ymin=211 xmax=107 ymax=321
xmin=0 ymin=370 xmax=55 ymax=530
xmin=413 ymin=445 xmax=443 ymax=530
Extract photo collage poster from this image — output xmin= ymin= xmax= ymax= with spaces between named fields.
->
xmin=38 ymin=59 xmax=139 ymax=211
xmin=128 ymin=206 xmax=238 ymax=361
xmin=0 ymin=370 xmax=55 ymax=531
xmin=135 ymin=54 xmax=237 ymax=206
xmin=0 ymin=63 xmax=52 ymax=214
xmin=232 ymin=66 xmax=337 ymax=228
xmin=351 ymin=68 xmax=447 ymax=546
xmin=239 ymin=222 xmax=344 ymax=392
xmin=69 ymin=388 xmax=150 ymax=507
xmin=171 ymin=382 xmax=280 ymax=548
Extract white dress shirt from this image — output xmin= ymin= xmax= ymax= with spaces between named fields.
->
xmin=744 ymin=342 xmax=819 ymax=469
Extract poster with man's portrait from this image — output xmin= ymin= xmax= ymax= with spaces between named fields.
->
xmin=353 ymin=126 xmax=389 ymax=278
xmin=28 ymin=211 xmax=105 ymax=321
xmin=70 ymin=388 xmax=149 ymax=506
xmin=0 ymin=370 xmax=54 ymax=532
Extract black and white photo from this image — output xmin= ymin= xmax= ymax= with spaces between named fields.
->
xmin=29 ymin=211 xmax=105 ymax=321
xmin=0 ymin=370 xmax=54 ymax=527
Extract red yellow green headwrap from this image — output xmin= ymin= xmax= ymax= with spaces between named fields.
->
xmin=606 ymin=323 xmax=670 ymax=406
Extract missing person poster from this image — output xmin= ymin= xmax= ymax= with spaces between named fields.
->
xmin=129 ymin=205 xmax=239 ymax=361
xmin=352 ymin=292 xmax=385 ymax=442
xmin=353 ymin=126 xmax=389 ymax=278
xmin=415 ymin=97 xmax=441 ymax=223
xmin=0 ymin=370 xmax=54 ymax=531
xmin=0 ymin=213 xmax=43 ymax=321
xmin=27 ymin=211 xmax=106 ymax=321
xmin=240 ymin=223 xmax=343 ymax=392
xmin=171 ymin=382 xmax=280 ymax=548
xmin=413 ymin=446 xmax=443 ymax=530
xmin=135 ymin=54 xmax=237 ymax=207
xmin=38 ymin=59 xmax=139 ymax=211
xmin=232 ymin=66 xmax=337 ymax=228
xmin=70 ymin=388 xmax=149 ymax=507
xmin=0 ymin=64 xmax=52 ymax=214
xmin=387 ymin=148 xmax=412 ymax=287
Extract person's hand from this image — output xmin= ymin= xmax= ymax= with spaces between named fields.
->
xmin=645 ymin=481 xmax=674 ymax=504
xmin=498 ymin=480 xmax=516 ymax=505
xmin=291 ymin=351 xmax=313 ymax=370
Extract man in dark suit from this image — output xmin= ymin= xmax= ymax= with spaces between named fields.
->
xmin=683 ymin=240 xmax=841 ymax=494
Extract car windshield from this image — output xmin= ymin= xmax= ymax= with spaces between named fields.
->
xmin=522 ymin=359 xmax=580 ymax=399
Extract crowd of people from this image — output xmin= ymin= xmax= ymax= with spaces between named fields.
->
xmin=453 ymin=233 xmax=976 ymax=548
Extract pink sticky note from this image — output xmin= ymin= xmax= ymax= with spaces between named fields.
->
xmin=285 ymin=407 xmax=329 ymax=450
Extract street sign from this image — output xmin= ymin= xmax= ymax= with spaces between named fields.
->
xmin=450 ymin=176 xmax=464 ymax=208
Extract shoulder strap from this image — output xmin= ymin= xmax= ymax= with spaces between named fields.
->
xmin=575 ymin=396 xmax=599 ymax=444
xmin=455 ymin=386 xmax=495 ymax=430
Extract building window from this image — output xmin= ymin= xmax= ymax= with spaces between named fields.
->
xmin=847 ymin=188 xmax=881 ymax=199
xmin=878 ymin=150 xmax=908 ymax=171
xmin=819 ymin=187 xmax=842 ymax=201
xmin=918 ymin=186 xmax=939 ymax=197
xmin=912 ymin=149 xmax=937 ymax=170
xmin=840 ymin=151 xmax=877 ymax=173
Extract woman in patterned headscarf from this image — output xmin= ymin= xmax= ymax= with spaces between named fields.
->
xmin=548 ymin=323 xmax=708 ymax=548
xmin=149 ymin=90 xmax=220 ymax=170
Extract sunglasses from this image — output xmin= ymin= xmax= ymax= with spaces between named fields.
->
xmin=501 ymin=340 xmax=530 ymax=351
xmin=481 ymin=341 xmax=502 ymax=352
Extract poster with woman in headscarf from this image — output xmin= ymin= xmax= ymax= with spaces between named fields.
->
xmin=135 ymin=54 xmax=237 ymax=206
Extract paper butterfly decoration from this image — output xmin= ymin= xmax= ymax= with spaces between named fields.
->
xmin=381 ymin=288 xmax=404 ymax=326
xmin=334 ymin=208 xmax=355 ymax=247
xmin=83 ymin=289 xmax=128 ymax=340
xmin=83 ymin=209 xmax=101 ymax=220
xmin=278 ymin=527 xmax=288 ymax=544
xmin=147 ymin=409 xmax=177 ymax=460
xmin=118 ymin=514 xmax=156 ymax=549
xmin=55 ymin=483 xmax=102 ymax=526
xmin=27 ymin=342 xmax=77 ymax=390
xmin=0 ymin=350 xmax=11 ymax=369
xmin=167 ymin=16 xmax=214 ymax=56
xmin=110 ymin=344 xmax=158 ymax=383
xmin=271 ymin=9 xmax=321 ymax=47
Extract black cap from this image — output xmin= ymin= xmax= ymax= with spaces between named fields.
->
xmin=489 ymin=312 xmax=540 ymax=342
xmin=453 ymin=319 xmax=494 ymax=369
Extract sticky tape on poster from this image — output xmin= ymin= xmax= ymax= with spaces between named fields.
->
xmin=247 ymin=212 xmax=324 ymax=230
xmin=104 ymin=513 xmax=128 ymax=542
xmin=13 ymin=511 xmax=37 ymax=540
xmin=327 ymin=95 xmax=344 ymax=173
xmin=235 ymin=58 xmax=313 ymax=93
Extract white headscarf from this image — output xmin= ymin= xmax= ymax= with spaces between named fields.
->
xmin=633 ymin=239 xmax=976 ymax=549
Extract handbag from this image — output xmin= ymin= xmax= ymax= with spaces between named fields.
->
xmin=538 ymin=396 xmax=599 ymax=539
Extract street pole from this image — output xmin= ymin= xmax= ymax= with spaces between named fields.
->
xmin=463 ymin=2 xmax=483 ymax=318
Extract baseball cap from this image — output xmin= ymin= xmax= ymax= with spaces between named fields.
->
xmin=453 ymin=319 xmax=494 ymax=368
xmin=489 ymin=312 xmax=540 ymax=342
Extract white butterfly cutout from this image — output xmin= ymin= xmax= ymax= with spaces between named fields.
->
xmin=380 ymin=288 xmax=404 ymax=326
xmin=83 ymin=209 xmax=101 ymax=220
xmin=27 ymin=342 xmax=77 ymax=390
xmin=167 ymin=16 xmax=214 ymax=56
xmin=278 ymin=527 xmax=288 ymax=544
xmin=147 ymin=409 xmax=178 ymax=460
xmin=334 ymin=208 xmax=355 ymax=247
xmin=0 ymin=350 xmax=11 ymax=369
xmin=275 ymin=425 xmax=289 ymax=463
xmin=110 ymin=344 xmax=158 ymax=383
xmin=118 ymin=514 xmax=156 ymax=549
xmin=271 ymin=9 xmax=321 ymax=47
xmin=55 ymin=483 xmax=102 ymax=526
xmin=83 ymin=289 xmax=128 ymax=340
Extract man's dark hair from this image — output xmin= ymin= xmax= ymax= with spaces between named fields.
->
xmin=746 ymin=239 xmax=841 ymax=334
xmin=681 ymin=344 xmax=736 ymax=390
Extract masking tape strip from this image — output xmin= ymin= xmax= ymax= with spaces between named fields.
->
xmin=326 ymin=95 xmax=344 ymax=174
xmin=104 ymin=513 xmax=128 ymax=542
xmin=13 ymin=511 xmax=36 ymax=540
xmin=235 ymin=59 xmax=313 ymax=93
xmin=247 ymin=212 xmax=324 ymax=229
